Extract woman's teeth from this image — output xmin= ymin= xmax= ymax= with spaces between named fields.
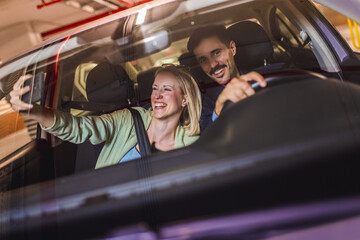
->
xmin=155 ymin=103 xmax=166 ymax=107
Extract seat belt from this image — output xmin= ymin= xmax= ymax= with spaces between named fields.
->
xmin=129 ymin=108 xmax=152 ymax=158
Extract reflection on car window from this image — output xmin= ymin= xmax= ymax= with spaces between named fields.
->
xmin=0 ymin=99 xmax=34 ymax=159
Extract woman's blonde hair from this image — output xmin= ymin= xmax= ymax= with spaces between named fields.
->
xmin=155 ymin=65 xmax=202 ymax=136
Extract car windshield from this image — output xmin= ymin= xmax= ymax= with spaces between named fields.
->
xmin=1 ymin=0 xmax=360 ymax=239
xmin=0 ymin=0 xmax=359 ymax=190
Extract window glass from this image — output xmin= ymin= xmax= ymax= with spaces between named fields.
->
xmin=0 ymin=64 xmax=39 ymax=161
xmin=0 ymin=0 xmax=343 ymax=190
xmin=274 ymin=8 xmax=319 ymax=70
xmin=313 ymin=1 xmax=360 ymax=53
xmin=276 ymin=9 xmax=303 ymax=48
xmin=0 ymin=99 xmax=33 ymax=160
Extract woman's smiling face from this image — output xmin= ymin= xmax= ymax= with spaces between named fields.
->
xmin=151 ymin=72 xmax=187 ymax=120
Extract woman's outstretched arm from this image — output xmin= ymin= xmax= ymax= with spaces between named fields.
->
xmin=9 ymin=74 xmax=54 ymax=128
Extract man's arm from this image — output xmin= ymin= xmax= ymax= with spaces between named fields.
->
xmin=214 ymin=71 xmax=266 ymax=115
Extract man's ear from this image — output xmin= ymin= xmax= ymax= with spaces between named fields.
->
xmin=229 ymin=40 xmax=237 ymax=56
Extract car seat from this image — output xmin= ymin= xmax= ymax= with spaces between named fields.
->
xmin=226 ymin=21 xmax=290 ymax=74
xmin=178 ymin=52 xmax=218 ymax=94
xmin=178 ymin=52 xmax=213 ymax=84
xmin=64 ymin=60 xmax=134 ymax=113
xmin=86 ymin=60 xmax=134 ymax=110
xmin=74 ymin=60 xmax=134 ymax=172
xmin=135 ymin=67 xmax=160 ymax=104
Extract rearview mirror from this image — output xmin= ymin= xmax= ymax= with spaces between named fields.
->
xmin=142 ymin=30 xmax=169 ymax=55
xmin=115 ymin=29 xmax=170 ymax=61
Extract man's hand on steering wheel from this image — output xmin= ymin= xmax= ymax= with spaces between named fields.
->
xmin=215 ymin=71 xmax=266 ymax=115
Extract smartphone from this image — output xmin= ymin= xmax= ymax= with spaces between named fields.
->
xmin=21 ymin=72 xmax=45 ymax=103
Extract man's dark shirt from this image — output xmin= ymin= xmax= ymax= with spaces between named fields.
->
xmin=200 ymin=85 xmax=224 ymax=133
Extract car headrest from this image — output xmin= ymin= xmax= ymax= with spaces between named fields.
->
xmin=178 ymin=52 xmax=197 ymax=67
xmin=136 ymin=67 xmax=160 ymax=102
xmin=227 ymin=21 xmax=273 ymax=71
xmin=178 ymin=52 xmax=213 ymax=85
xmin=86 ymin=61 xmax=134 ymax=107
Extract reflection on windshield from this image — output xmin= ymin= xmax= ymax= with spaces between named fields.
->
xmin=0 ymin=99 xmax=33 ymax=160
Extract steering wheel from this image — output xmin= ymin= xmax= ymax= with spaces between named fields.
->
xmin=221 ymin=69 xmax=326 ymax=114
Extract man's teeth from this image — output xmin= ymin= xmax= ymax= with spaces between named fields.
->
xmin=214 ymin=69 xmax=223 ymax=74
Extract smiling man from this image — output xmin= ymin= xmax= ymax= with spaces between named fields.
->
xmin=187 ymin=25 xmax=267 ymax=131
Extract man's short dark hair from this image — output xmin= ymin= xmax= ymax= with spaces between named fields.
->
xmin=187 ymin=25 xmax=232 ymax=53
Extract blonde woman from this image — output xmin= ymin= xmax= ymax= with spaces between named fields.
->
xmin=10 ymin=65 xmax=202 ymax=169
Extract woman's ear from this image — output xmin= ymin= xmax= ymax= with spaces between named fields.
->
xmin=182 ymin=95 xmax=188 ymax=107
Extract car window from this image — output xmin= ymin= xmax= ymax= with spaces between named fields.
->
xmin=1 ymin=1 xmax=360 ymax=238
xmin=0 ymin=61 xmax=40 ymax=162
xmin=276 ymin=9 xmax=303 ymax=48
xmin=273 ymin=7 xmax=320 ymax=70
xmin=313 ymin=1 xmax=360 ymax=54
xmin=1 ymin=0 xmax=357 ymax=191
xmin=0 ymin=100 xmax=34 ymax=160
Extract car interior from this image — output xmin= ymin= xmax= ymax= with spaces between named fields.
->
xmin=0 ymin=0 xmax=356 ymax=189
xmin=1 ymin=0 xmax=360 ymax=239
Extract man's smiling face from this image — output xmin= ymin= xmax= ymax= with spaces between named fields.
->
xmin=194 ymin=36 xmax=239 ymax=85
